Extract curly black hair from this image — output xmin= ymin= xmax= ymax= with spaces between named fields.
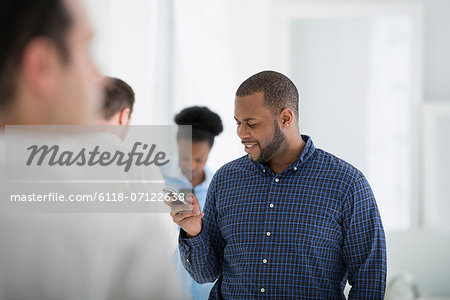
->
xmin=175 ymin=106 xmax=223 ymax=147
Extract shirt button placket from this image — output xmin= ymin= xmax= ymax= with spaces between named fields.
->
xmin=261 ymin=174 xmax=278 ymax=296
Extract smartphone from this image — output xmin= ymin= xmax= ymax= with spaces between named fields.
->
xmin=179 ymin=188 xmax=194 ymax=201
xmin=163 ymin=187 xmax=190 ymax=205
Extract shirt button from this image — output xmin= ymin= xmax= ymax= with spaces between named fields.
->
xmin=186 ymin=259 xmax=190 ymax=263
xmin=274 ymin=178 xmax=279 ymax=183
xmin=263 ymin=169 xmax=265 ymax=173
xmin=269 ymin=203 xmax=274 ymax=208
xmin=262 ymin=259 xmax=267 ymax=264
xmin=260 ymin=288 xmax=265 ymax=293
xmin=266 ymin=231 xmax=271 ymax=236
xmin=294 ymin=167 xmax=297 ymax=171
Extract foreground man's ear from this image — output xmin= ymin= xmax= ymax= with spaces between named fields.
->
xmin=279 ymin=108 xmax=294 ymax=130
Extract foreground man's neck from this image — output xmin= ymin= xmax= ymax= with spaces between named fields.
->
xmin=268 ymin=135 xmax=306 ymax=175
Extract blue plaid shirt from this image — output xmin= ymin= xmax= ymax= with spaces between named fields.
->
xmin=179 ymin=135 xmax=386 ymax=299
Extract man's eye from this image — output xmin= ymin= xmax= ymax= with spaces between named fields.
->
xmin=248 ymin=123 xmax=256 ymax=127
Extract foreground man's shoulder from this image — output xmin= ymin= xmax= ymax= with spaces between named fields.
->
xmin=312 ymin=148 xmax=366 ymax=183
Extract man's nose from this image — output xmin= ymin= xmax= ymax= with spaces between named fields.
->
xmin=237 ymin=124 xmax=251 ymax=140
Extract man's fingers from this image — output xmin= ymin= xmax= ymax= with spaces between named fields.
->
xmin=185 ymin=194 xmax=197 ymax=205
xmin=178 ymin=214 xmax=204 ymax=229
xmin=169 ymin=204 xmax=194 ymax=216
xmin=172 ymin=210 xmax=202 ymax=223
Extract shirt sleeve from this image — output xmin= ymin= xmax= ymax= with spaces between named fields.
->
xmin=343 ymin=172 xmax=387 ymax=299
xmin=178 ymin=175 xmax=225 ymax=284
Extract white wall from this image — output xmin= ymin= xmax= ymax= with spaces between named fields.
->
xmin=289 ymin=18 xmax=371 ymax=169
xmin=422 ymin=0 xmax=450 ymax=101
xmin=83 ymin=0 xmax=160 ymax=125
xmin=387 ymin=230 xmax=450 ymax=296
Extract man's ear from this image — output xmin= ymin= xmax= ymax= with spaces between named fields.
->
xmin=279 ymin=108 xmax=294 ymax=130
xmin=118 ymin=107 xmax=131 ymax=125
xmin=21 ymin=37 xmax=63 ymax=100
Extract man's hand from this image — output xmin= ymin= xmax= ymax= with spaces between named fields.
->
xmin=168 ymin=194 xmax=204 ymax=238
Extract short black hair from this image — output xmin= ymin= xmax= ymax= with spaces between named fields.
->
xmin=0 ymin=0 xmax=73 ymax=109
xmin=102 ymin=77 xmax=135 ymax=120
xmin=236 ymin=70 xmax=299 ymax=119
xmin=175 ymin=106 xmax=223 ymax=147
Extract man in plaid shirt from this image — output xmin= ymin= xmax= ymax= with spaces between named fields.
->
xmin=169 ymin=71 xmax=386 ymax=299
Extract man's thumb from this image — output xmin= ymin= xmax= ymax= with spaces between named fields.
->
xmin=189 ymin=194 xmax=201 ymax=209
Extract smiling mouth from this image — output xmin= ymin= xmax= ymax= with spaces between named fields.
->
xmin=243 ymin=143 xmax=258 ymax=154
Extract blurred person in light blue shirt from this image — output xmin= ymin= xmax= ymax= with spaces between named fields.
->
xmin=162 ymin=106 xmax=223 ymax=299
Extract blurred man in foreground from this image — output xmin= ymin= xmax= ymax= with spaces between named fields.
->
xmin=0 ymin=0 xmax=101 ymax=125
xmin=0 ymin=1 xmax=180 ymax=299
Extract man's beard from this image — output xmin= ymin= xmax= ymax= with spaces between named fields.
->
xmin=254 ymin=119 xmax=285 ymax=163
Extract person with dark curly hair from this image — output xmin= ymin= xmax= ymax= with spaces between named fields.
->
xmin=175 ymin=106 xmax=223 ymax=189
xmin=162 ymin=106 xmax=223 ymax=300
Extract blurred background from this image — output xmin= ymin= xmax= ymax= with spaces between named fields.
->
xmin=83 ymin=0 xmax=450 ymax=298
